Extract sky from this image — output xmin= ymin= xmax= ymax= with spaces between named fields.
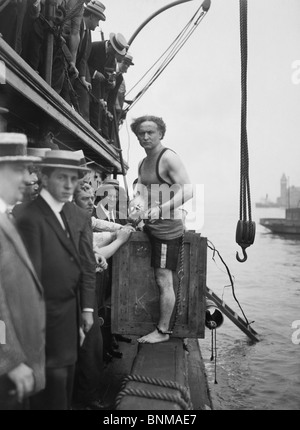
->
xmin=92 ymin=0 xmax=300 ymax=210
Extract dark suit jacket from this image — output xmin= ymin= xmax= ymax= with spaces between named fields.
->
xmin=88 ymin=41 xmax=117 ymax=100
xmin=16 ymin=196 xmax=95 ymax=368
xmin=76 ymin=20 xmax=92 ymax=82
xmin=0 ymin=213 xmax=45 ymax=394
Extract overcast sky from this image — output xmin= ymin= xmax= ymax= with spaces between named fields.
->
xmin=92 ymin=0 xmax=300 ymax=210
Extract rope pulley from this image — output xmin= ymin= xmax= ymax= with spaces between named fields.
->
xmin=235 ymin=220 xmax=256 ymax=262
xmin=236 ymin=0 xmax=255 ymax=263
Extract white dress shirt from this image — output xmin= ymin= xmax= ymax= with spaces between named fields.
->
xmin=0 ymin=197 xmax=7 ymax=215
xmin=40 ymin=188 xmax=66 ymax=230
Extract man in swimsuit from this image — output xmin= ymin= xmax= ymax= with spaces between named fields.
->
xmin=130 ymin=115 xmax=193 ymax=344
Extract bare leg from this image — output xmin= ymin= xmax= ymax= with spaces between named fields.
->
xmin=138 ymin=268 xmax=175 ymax=344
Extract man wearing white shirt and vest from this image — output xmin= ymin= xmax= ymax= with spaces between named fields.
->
xmin=16 ymin=150 xmax=96 ymax=410
xmin=0 ymin=133 xmax=45 ymax=410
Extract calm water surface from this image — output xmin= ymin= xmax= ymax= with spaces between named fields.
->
xmin=190 ymin=206 xmax=300 ymax=410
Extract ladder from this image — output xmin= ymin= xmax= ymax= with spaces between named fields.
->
xmin=206 ymin=287 xmax=260 ymax=343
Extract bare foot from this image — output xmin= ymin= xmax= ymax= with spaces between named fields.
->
xmin=137 ymin=328 xmax=170 ymax=344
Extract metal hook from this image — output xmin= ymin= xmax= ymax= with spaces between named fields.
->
xmin=236 ymin=247 xmax=248 ymax=263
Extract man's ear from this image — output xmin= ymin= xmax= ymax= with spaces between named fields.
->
xmin=40 ymin=174 xmax=48 ymax=189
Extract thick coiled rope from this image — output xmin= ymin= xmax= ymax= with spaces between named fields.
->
xmin=115 ymin=374 xmax=193 ymax=410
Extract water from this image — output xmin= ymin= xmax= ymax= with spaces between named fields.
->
xmin=189 ymin=206 xmax=300 ymax=410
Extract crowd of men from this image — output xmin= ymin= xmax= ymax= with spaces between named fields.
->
xmin=0 ymin=0 xmax=134 ymax=142
xmin=0 ymin=137 xmax=136 ymax=410
xmin=0 ymin=114 xmax=193 ymax=410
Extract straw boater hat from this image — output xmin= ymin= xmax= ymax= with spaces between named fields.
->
xmin=109 ymin=33 xmax=129 ymax=56
xmin=84 ymin=0 xmax=106 ymax=21
xmin=39 ymin=150 xmax=90 ymax=173
xmin=27 ymin=148 xmax=51 ymax=158
xmin=0 ymin=133 xmax=41 ymax=164
xmin=123 ymin=52 xmax=134 ymax=66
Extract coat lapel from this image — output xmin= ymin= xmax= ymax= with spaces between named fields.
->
xmin=0 ymin=213 xmax=44 ymax=295
xmin=35 ymin=197 xmax=81 ymax=267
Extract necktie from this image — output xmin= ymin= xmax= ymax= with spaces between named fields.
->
xmin=59 ymin=210 xmax=70 ymax=238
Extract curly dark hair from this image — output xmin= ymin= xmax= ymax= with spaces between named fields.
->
xmin=130 ymin=116 xmax=167 ymax=140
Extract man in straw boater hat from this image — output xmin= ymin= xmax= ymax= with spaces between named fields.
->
xmin=12 ymin=148 xmax=51 ymax=218
xmin=16 ymin=150 xmax=97 ymax=410
xmin=0 ymin=133 xmax=46 ymax=410
xmin=73 ymin=0 xmax=107 ymax=123
xmin=88 ymin=31 xmax=129 ymax=138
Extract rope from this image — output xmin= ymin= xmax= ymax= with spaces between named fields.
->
xmin=120 ymin=374 xmax=192 ymax=406
xmin=124 ymin=3 xmax=209 ymax=113
xmin=236 ymin=0 xmax=255 ymax=262
xmin=0 ymin=0 xmax=10 ymax=13
xmin=210 ymin=329 xmax=218 ymax=384
xmin=115 ymin=374 xmax=192 ymax=410
xmin=115 ymin=388 xmax=191 ymax=410
xmin=169 ymin=233 xmax=185 ymax=332
xmin=240 ymin=0 xmax=251 ymax=222
xmin=207 ymin=240 xmax=255 ymax=328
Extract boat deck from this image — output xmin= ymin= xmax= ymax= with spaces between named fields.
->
xmin=101 ymin=336 xmax=212 ymax=411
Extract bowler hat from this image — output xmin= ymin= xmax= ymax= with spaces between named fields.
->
xmin=0 ymin=133 xmax=41 ymax=164
xmin=85 ymin=0 xmax=106 ymax=21
xmin=38 ymin=150 xmax=90 ymax=173
xmin=109 ymin=33 xmax=128 ymax=56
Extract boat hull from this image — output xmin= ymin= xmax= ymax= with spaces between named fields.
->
xmin=260 ymin=218 xmax=300 ymax=234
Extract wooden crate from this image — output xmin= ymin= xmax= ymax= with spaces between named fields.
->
xmin=111 ymin=232 xmax=206 ymax=338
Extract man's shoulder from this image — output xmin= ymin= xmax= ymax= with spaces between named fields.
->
xmin=161 ymin=147 xmax=178 ymax=160
xmin=64 ymin=202 xmax=90 ymax=223
xmin=14 ymin=197 xmax=43 ymax=219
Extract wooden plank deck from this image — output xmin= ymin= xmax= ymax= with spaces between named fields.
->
xmin=101 ymin=337 xmax=212 ymax=410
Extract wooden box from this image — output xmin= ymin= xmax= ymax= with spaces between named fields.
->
xmin=111 ymin=232 xmax=206 ymax=338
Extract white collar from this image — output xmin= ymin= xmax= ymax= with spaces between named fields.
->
xmin=0 ymin=197 xmax=7 ymax=214
xmin=40 ymin=188 xmax=65 ymax=214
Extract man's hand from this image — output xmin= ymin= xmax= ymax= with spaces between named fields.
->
xmin=81 ymin=312 xmax=94 ymax=334
xmin=79 ymin=327 xmax=85 ymax=347
xmin=122 ymin=225 xmax=136 ymax=233
xmin=8 ymin=364 xmax=35 ymax=403
xmin=81 ymin=77 xmax=92 ymax=92
xmin=68 ymin=62 xmax=79 ymax=79
xmin=95 ymin=254 xmax=108 ymax=272
xmin=116 ymin=227 xmax=133 ymax=245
